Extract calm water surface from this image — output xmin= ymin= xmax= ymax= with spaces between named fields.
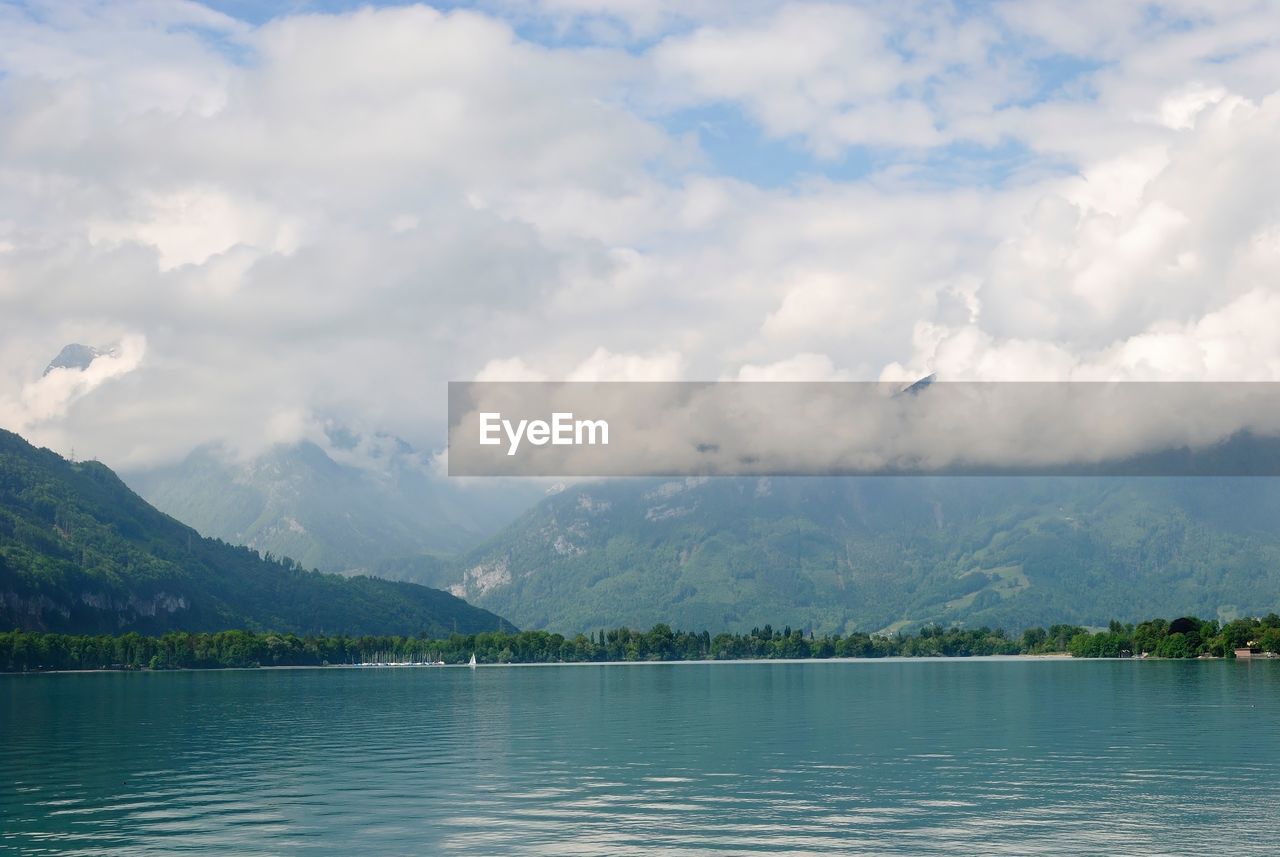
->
xmin=3 ymin=658 xmax=1279 ymax=855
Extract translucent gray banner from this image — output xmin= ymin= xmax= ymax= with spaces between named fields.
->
xmin=447 ymin=381 xmax=1280 ymax=476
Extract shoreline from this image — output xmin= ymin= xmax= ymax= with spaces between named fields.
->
xmin=7 ymin=651 xmax=1246 ymax=676
xmin=8 ymin=620 xmax=1275 ymax=674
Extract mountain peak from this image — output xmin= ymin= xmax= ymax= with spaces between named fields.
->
xmin=899 ymin=373 xmax=936 ymax=396
xmin=42 ymin=343 xmax=115 ymax=376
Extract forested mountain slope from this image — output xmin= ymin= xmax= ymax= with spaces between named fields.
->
xmin=0 ymin=430 xmax=514 ymax=636
xmin=436 ymin=476 xmax=1280 ymax=634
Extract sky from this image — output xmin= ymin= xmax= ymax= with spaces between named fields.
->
xmin=2 ymin=0 xmax=1280 ymax=469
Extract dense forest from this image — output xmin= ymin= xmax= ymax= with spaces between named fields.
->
xmin=4 ymin=615 xmax=1278 ymax=672
xmin=437 ymin=477 xmax=1280 ymax=635
xmin=1066 ymin=614 xmax=1280 ymax=658
xmin=0 ymin=429 xmax=513 ymax=636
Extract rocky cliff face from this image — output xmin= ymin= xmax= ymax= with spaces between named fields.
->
xmin=0 ymin=589 xmax=189 ymax=631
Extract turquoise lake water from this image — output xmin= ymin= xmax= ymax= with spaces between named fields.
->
xmin=3 ymin=658 xmax=1279 ymax=855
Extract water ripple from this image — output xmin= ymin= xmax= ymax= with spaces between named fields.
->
xmin=3 ymin=660 xmax=1279 ymax=855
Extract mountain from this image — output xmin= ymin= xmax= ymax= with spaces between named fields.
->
xmin=33 ymin=341 xmax=535 ymax=574
xmin=437 ymin=476 xmax=1280 ymax=635
xmin=124 ymin=433 xmax=544 ymax=574
xmin=43 ymin=343 xmax=112 ymax=375
xmin=0 ymin=429 xmax=515 ymax=636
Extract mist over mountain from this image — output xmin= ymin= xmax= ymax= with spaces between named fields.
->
xmin=26 ymin=343 xmax=541 ymax=576
xmin=42 ymin=344 xmax=114 ymax=376
xmin=432 ymin=475 xmax=1280 ymax=635
xmin=20 ymin=343 xmax=1280 ymax=640
xmin=124 ymin=430 xmax=544 ymax=574
xmin=0 ymin=429 xmax=514 ymax=636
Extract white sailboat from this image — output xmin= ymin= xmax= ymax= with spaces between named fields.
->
xmin=468 ymin=653 xmax=477 ymax=668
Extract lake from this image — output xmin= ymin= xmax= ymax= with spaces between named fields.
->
xmin=3 ymin=658 xmax=1279 ymax=855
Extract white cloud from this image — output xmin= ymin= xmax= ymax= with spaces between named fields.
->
xmin=761 ymin=273 xmax=886 ymax=342
xmin=0 ymin=334 xmax=146 ymax=432
xmin=88 ymin=188 xmax=300 ymax=270
xmin=735 ymin=352 xmax=851 ymax=382
xmin=650 ymin=3 xmax=963 ymax=155
xmin=567 ymin=348 xmax=685 ymax=382
xmin=474 ymin=358 xmax=549 ymax=383
xmin=2 ymin=1 xmax=1280 ymax=470
xmin=1156 ymin=84 xmax=1229 ymax=130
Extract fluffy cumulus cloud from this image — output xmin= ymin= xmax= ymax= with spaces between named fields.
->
xmin=2 ymin=0 xmax=1280 ymax=468
xmin=650 ymin=3 xmax=1002 ymax=155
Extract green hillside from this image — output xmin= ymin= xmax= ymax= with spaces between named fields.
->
xmin=435 ymin=476 xmax=1280 ymax=635
xmin=0 ymin=429 xmax=514 ymax=636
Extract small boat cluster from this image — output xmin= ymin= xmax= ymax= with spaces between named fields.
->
xmin=354 ymin=654 xmax=447 ymax=667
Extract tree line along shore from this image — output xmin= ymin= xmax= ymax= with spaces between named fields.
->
xmin=2 ymin=615 xmax=1279 ymax=672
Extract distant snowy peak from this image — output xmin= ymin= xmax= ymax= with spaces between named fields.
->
xmin=42 ymin=343 xmax=116 ymax=376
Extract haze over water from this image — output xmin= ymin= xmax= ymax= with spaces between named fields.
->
xmin=3 ymin=659 xmax=1279 ymax=855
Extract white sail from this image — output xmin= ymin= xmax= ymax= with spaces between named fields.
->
xmin=468 ymin=653 xmax=477 ymax=667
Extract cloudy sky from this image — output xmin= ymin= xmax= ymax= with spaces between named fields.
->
xmin=2 ymin=0 xmax=1280 ymax=469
